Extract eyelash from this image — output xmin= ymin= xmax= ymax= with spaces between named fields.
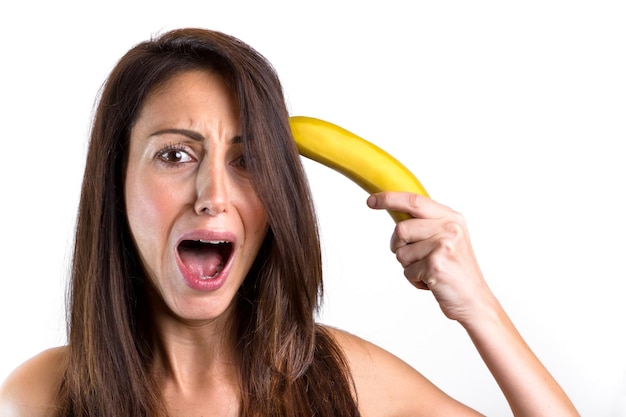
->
xmin=154 ymin=143 xmax=248 ymax=171
xmin=156 ymin=143 xmax=194 ymax=166
xmin=232 ymin=154 xmax=247 ymax=169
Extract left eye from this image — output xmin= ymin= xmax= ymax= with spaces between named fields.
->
xmin=231 ymin=155 xmax=247 ymax=169
xmin=158 ymin=148 xmax=193 ymax=163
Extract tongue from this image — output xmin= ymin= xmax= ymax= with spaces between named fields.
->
xmin=179 ymin=244 xmax=225 ymax=279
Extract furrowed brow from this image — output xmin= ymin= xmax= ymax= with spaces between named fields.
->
xmin=149 ymin=128 xmax=205 ymax=142
xmin=149 ymin=130 xmax=242 ymax=145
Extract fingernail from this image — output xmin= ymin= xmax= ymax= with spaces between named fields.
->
xmin=367 ymin=195 xmax=377 ymax=207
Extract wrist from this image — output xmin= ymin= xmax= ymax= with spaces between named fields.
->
xmin=456 ymin=290 xmax=507 ymax=334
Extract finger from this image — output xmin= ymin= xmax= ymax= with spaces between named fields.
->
xmin=402 ymin=259 xmax=432 ymax=291
xmin=367 ymin=191 xmax=452 ymax=220
xmin=394 ymin=239 xmax=431 ymax=268
xmin=390 ymin=218 xmax=442 ymax=253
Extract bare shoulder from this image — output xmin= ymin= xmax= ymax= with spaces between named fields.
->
xmin=323 ymin=326 xmax=483 ymax=417
xmin=0 ymin=346 xmax=67 ymax=417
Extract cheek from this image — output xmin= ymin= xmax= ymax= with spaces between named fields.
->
xmin=125 ymin=174 xmax=178 ymax=250
xmin=243 ymin=196 xmax=269 ymax=246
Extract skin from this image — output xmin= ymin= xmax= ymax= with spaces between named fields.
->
xmin=0 ymin=70 xmax=580 ymax=417
xmin=126 ymin=70 xmax=268 ymax=416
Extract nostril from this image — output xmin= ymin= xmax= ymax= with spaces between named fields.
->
xmin=194 ymin=196 xmax=227 ymax=216
xmin=194 ymin=163 xmax=229 ymax=215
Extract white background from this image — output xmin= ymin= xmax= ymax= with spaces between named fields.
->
xmin=0 ymin=1 xmax=624 ymax=416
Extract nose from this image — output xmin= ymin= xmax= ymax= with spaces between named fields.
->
xmin=194 ymin=157 xmax=229 ymax=216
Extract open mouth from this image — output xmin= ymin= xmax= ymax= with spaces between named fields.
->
xmin=177 ymin=239 xmax=233 ymax=280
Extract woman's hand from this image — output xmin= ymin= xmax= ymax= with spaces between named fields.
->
xmin=368 ymin=191 xmax=580 ymax=416
xmin=367 ymin=191 xmax=496 ymax=324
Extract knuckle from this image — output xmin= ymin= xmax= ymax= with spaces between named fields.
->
xmin=394 ymin=221 xmax=411 ymax=242
xmin=437 ymin=237 xmax=456 ymax=256
xmin=408 ymin=193 xmax=421 ymax=210
xmin=443 ymin=220 xmax=463 ymax=238
xmin=403 ymin=265 xmax=418 ymax=281
xmin=390 ymin=231 xmax=400 ymax=253
xmin=428 ymin=253 xmax=446 ymax=276
xmin=377 ymin=191 xmax=392 ymax=206
xmin=396 ymin=252 xmax=406 ymax=268
xmin=442 ymin=220 xmax=455 ymax=234
xmin=395 ymin=246 xmax=410 ymax=268
xmin=450 ymin=211 xmax=467 ymax=227
xmin=403 ymin=267 xmax=412 ymax=280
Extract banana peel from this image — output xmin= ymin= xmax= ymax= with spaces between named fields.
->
xmin=289 ymin=116 xmax=428 ymax=223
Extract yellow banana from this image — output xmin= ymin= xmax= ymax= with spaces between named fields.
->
xmin=289 ymin=116 xmax=428 ymax=223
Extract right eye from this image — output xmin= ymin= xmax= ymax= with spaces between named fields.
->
xmin=156 ymin=145 xmax=195 ymax=165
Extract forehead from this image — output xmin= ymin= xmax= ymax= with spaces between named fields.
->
xmin=134 ymin=69 xmax=241 ymax=130
xmin=148 ymin=69 xmax=234 ymax=106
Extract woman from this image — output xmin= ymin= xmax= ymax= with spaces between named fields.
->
xmin=0 ymin=28 xmax=579 ymax=417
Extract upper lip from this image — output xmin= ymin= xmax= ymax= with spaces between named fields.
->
xmin=176 ymin=229 xmax=237 ymax=247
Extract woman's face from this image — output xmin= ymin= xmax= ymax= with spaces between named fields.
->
xmin=125 ymin=69 xmax=268 ymax=323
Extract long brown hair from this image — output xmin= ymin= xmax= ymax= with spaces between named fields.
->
xmin=61 ymin=28 xmax=360 ymax=416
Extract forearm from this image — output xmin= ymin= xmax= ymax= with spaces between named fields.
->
xmin=461 ymin=297 xmax=579 ymax=417
xmin=368 ymin=192 xmax=579 ymax=415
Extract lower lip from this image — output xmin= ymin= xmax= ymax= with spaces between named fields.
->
xmin=176 ymin=254 xmax=233 ymax=292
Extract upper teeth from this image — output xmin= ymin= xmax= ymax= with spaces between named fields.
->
xmin=198 ymin=239 xmax=228 ymax=245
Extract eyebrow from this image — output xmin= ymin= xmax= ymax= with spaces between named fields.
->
xmin=149 ymin=128 xmax=242 ymax=144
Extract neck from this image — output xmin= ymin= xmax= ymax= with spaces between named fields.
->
xmin=147 ymin=297 xmax=240 ymax=392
